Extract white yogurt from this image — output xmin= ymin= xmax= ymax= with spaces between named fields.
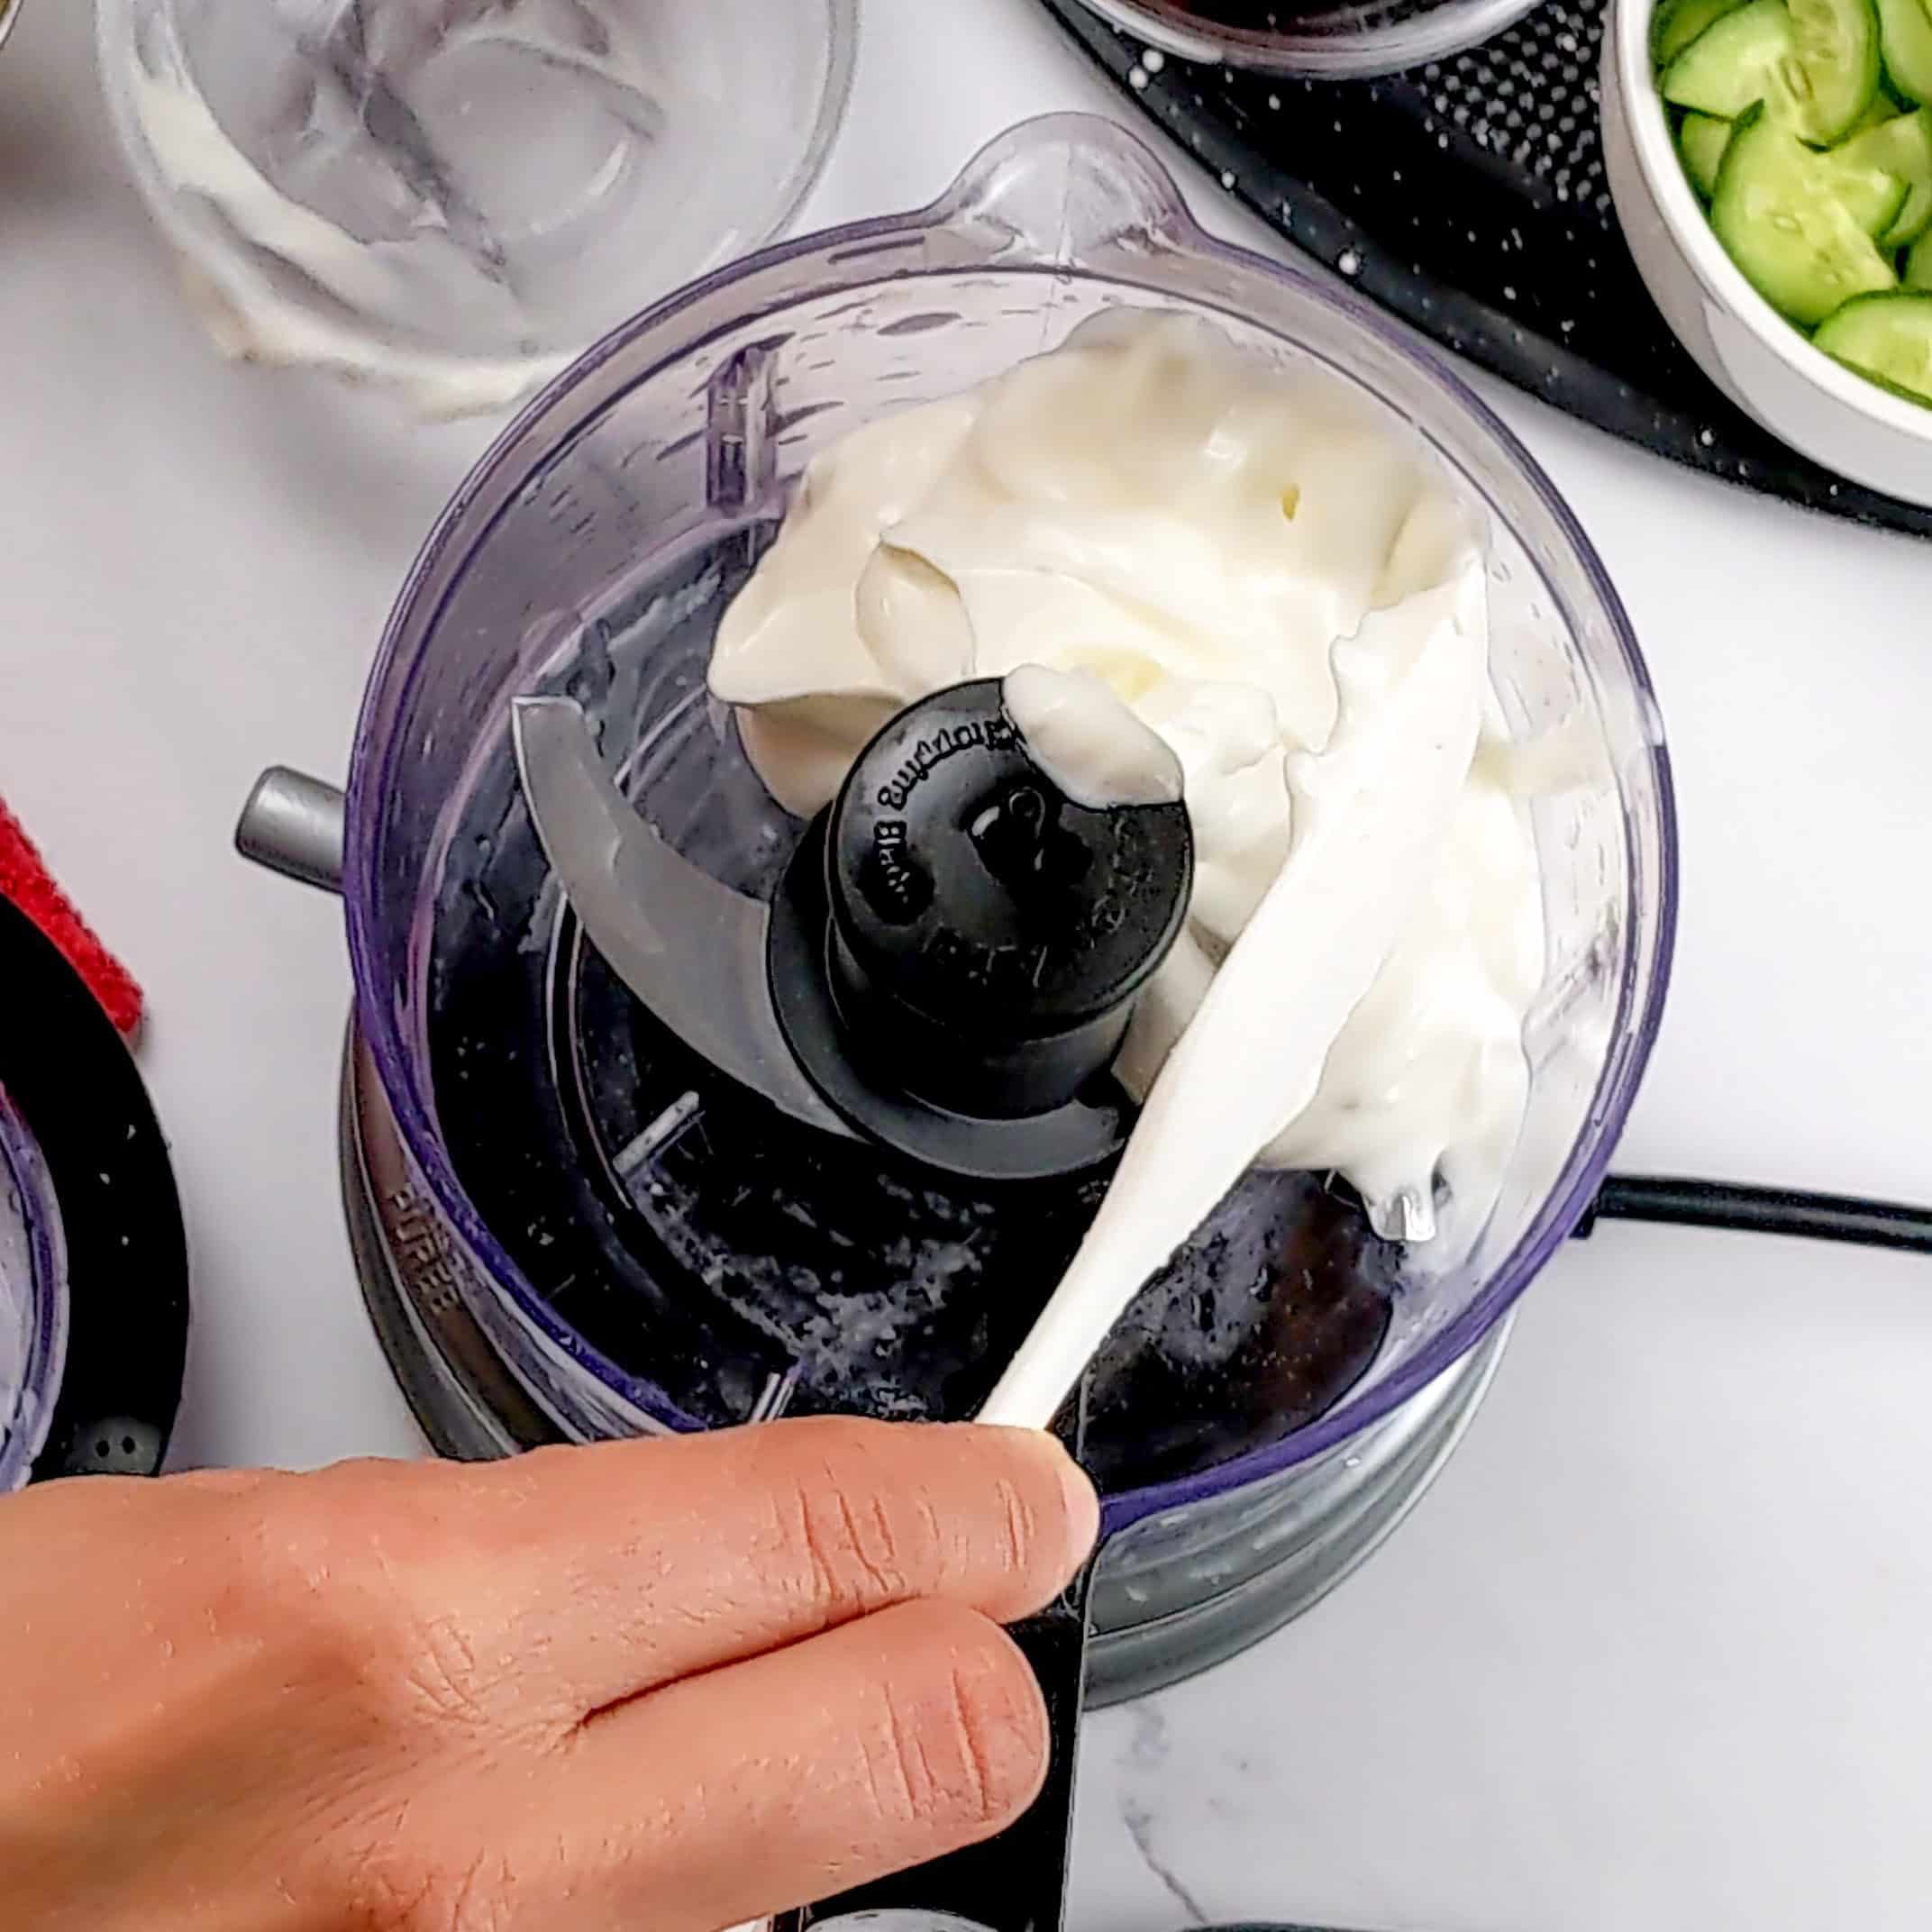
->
xmin=711 ymin=311 xmax=1546 ymax=1251
xmin=1000 ymin=664 xmax=1184 ymax=810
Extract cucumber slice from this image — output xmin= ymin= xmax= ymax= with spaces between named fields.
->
xmin=1789 ymin=0 xmax=1886 ymax=140
xmin=1654 ymin=0 xmax=1750 ymax=63
xmin=1681 ymin=111 xmax=1736 ymax=192
xmin=1907 ymin=230 xmax=1932 ymax=280
xmin=1663 ymin=0 xmax=1882 ymax=142
xmin=1813 ymin=289 xmax=1932 ymax=396
xmin=1835 ymin=105 xmax=1932 ymax=240
xmin=1663 ymin=0 xmax=1799 ymax=113
xmin=1826 ymin=146 xmax=1913 ymax=232
xmin=1711 ymin=104 xmax=1900 ymax=321
xmin=1876 ymin=0 xmax=1932 ymax=102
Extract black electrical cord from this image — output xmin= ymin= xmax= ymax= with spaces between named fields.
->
xmin=1580 ymin=1176 xmax=1932 ymax=1255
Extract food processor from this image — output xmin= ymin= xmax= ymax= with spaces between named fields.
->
xmin=0 ymin=895 xmax=189 ymax=1493
xmin=236 ymin=113 xmax=1675 ymax=1932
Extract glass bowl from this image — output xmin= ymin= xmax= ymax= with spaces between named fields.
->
xmin=96 ymin=0 xmax=858 ymax=417
xmin=342 ymin=113 xmax=1677 ymax=1537
xmin=1067 ymin=0 xmax=1549 ymax=79
xmin=0 ymin=1083 xmax=68 ymax=1494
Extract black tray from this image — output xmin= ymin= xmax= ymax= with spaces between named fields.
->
xmin=1042 ymin=0 xmax=1932 ymax=542
xmin=0 ymin=893 xmax=189 ymax=1485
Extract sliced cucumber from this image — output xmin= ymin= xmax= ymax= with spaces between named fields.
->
xmin=1907 ymin=230 xmax=1932 ymax=280
xmin=1825 ymin=142 xmax=1914 ymax=230
xmin=1663 ymin=0 xmax=1800 ymax=111
xmin=1814 ymin=289 xmax=1932 ymax=396
xmin=1654 ymin=0 xmax=1751 ymax=61
xmin=1789 ymin=0 xmax=1886 ymax=141
xmin=1876 ymin=0 xmax=1932 ymax=102
xmin=1835 ymin=105 xmax=1932 ymax=239
xmin=1680 ymin=111 xmax=1736 ymax=192
xmin=1711 ymin=104 xmax=1900 ymax=321
xmin=1654 ymin=0 xmax=1751 ymax=63
xmin=1663 ymin=0 xmax=1882 ymax=142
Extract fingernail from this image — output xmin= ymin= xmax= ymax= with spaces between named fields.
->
xmin=1058 ymin=1445 xmax=1101 ymax=1563
xmin=1010 ymin=1427 xmax=1100 ymax=1564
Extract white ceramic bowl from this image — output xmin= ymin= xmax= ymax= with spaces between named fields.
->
xmin=1601 ymin=0 xmax=1932 ymax=507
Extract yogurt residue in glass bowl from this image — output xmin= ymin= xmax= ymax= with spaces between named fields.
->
xmin=96 ymin=0 xmax=857 ymax=417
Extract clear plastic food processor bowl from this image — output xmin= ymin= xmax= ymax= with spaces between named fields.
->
xmin=344 ymin=115 xmax=1677 ymax=1536
xmin=0 ymin=1084 xmax=68 ymax=1493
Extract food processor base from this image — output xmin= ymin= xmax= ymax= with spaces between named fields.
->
xmin=342 ymin=1030 xmax=1508 ymax=1705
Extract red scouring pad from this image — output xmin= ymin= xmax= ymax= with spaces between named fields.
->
xmin=0 ymin=799 xmax=145 ymax=1039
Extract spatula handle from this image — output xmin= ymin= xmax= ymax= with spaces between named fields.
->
xmin=779 ymin=1556 xmax=1096 ymax=1932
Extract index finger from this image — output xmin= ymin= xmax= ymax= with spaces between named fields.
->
xmin=341 ymin=1417 xmax=1098 ymax=1720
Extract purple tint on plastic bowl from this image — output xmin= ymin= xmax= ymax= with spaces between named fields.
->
xmin=0 ymin=1090 xmax=68 ymax=1491
xmin=343 ymin=114 xmax=1680 ymax=1538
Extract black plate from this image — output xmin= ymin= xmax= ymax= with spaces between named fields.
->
xmin=0 ymin=894 xmax=189 ymax=1481
xmin=1042 ymin=0 xmax=1932 ymax=542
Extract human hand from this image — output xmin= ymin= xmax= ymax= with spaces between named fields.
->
xmin=0 ymin=1417 xmax=1098 ymax=1931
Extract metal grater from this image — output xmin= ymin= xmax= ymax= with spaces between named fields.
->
xmin=1043 ymin=0 xmax=1932 ymax=542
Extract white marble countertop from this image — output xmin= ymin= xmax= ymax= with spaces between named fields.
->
xmin=5 ymin=1 xmax=1932 ymax=1927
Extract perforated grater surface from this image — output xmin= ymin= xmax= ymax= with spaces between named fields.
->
xmin=1043 ymin=0 xmax=1932 ymax=542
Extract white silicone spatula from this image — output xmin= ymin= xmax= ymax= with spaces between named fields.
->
xmin=979 ymin=594 xmax=1486 ymax=1431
